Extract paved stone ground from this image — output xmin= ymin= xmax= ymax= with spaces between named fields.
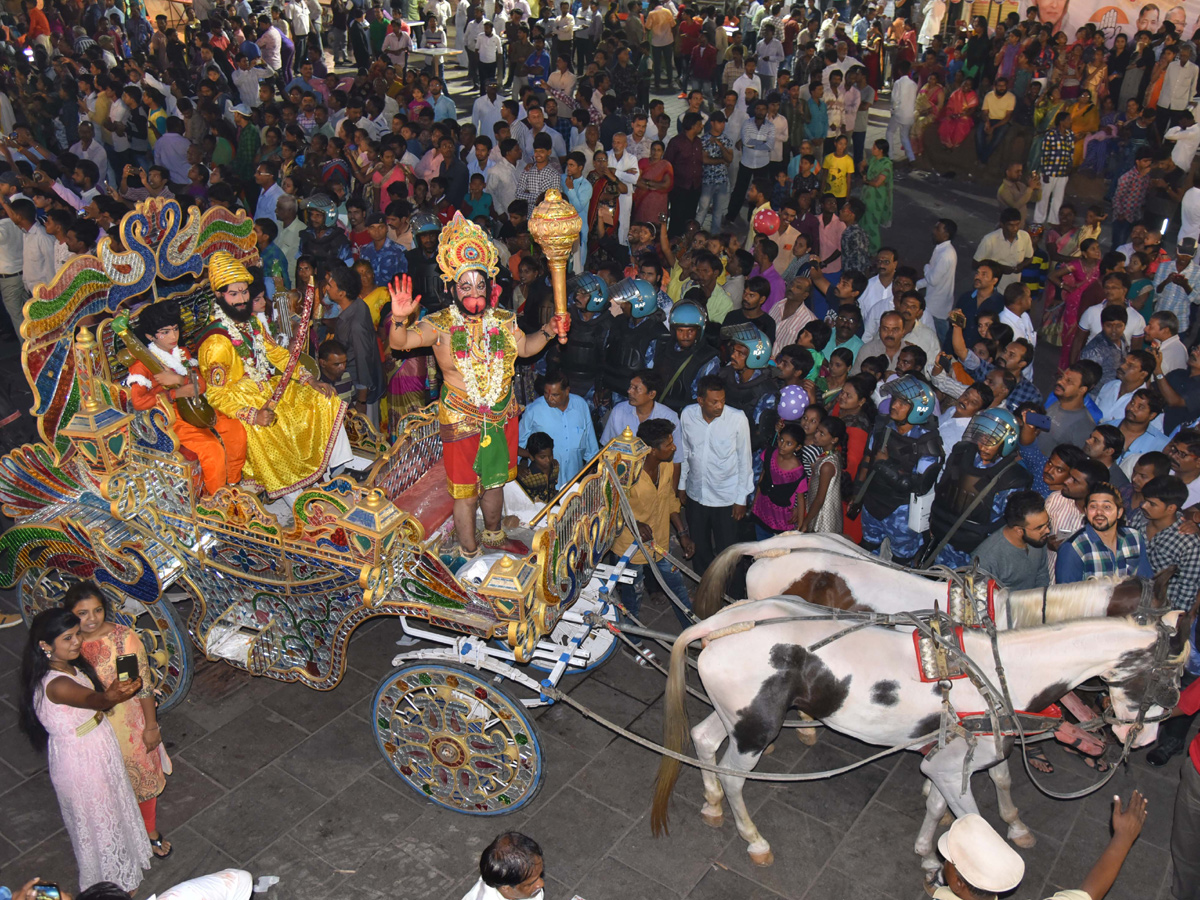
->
xmin=0 ymin=585 xmax=1192 ymax=900
xmin=0 ymin=53 xmax=1182 ymax=900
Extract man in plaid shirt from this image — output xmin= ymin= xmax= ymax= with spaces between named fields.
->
xmin=964 ymin=338 xmax=1041 ymax=411
xmin=1111 ymin=150 xmax=1157 ymax=249
xmin=1128 ymin=475 xmax=1200 ymax=610
xmin=1055 ymin=482 xmax=1151 ymax=582
xmin=1032 ymin=112 xmax=1074 ymax=226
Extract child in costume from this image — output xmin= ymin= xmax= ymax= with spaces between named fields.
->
xmin=125 ymin=302 xmax=248 ymax=495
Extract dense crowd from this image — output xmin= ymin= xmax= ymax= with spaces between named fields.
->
xmin=8 ymin=0 xmax=1200 ymax=895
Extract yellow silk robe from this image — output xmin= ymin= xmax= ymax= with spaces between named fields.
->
xmin=196 ymin=320 xmax=347 ymax=499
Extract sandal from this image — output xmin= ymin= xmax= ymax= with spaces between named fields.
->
xmin=149 ymin=834 xmax=173 ymax=859
xmin=1024 ymin=745 xmax=1054 ymax=774
xmin=1061 ymin=746 xmax=1112 ymax=772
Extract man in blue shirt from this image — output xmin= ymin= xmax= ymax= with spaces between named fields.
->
xmin=518 ymin=369 xmax=600 ymax=489
xmin=525 ymin=35 xmax=552 ymax=88
xmin=1055 ymin=483 xmax=1152 ymax=583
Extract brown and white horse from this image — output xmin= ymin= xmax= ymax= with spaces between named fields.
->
xmin=694 ymin=533 xmax=1170 ymax=628
xmin=651 ymin=598 xmax=1187 ymax=876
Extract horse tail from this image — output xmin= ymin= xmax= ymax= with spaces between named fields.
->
xmin=694 ymin=541 xmax=760 ymax=619
xmin=651 ymin=618 xmax=714 ymax=836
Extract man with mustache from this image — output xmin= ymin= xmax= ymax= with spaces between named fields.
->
xmin=195 ymin=252 xmax=356 ymax=512
xmin=1055 ymin=483 xmax=1152 ymax=584
xmin=387 ymin=213 xmax=569 ymax=557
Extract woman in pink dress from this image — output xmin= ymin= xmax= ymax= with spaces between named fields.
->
xmin=1048 ymin=237 xmax=1103 ymax=368
xmin=67 ymin=581 xmax=172 ymax=860
xmin=19 ymin=608 xmax=152 ymax=893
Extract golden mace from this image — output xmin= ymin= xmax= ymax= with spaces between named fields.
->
xmin=528 ymin=188 xmax=583 ymax=344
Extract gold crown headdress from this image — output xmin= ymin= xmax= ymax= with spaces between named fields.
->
xmin=437 ymin=212 xmax=500 ymax=285
xmin=208 ymin=251 xmax=253 ymax=292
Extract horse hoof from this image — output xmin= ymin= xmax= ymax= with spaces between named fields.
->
xmin=1010 ymin=829 xmax=1036 ymax=849
xmin=939 ymin=811 xmax=954 ymax=826
xmin=701 ymin=809 xmax=724 ymax=828
xmin=796 ymin=728 xmax=818 ymax=746
xmin=749 ymin=849 xmax=775 ymax=867
xmin=764 ymin=742 xmax=776 ymax=755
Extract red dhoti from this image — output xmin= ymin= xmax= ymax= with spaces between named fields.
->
xmin=439 ymin=383 xmax=518 ymax=499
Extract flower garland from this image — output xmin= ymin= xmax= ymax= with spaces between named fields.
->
xmin=147 ymin=342 xmax=191 ymax=376
xmin=213 ymin=305 xmax=274 ymax=384
xmin=447 ymin=306 xmax=508 ymax=410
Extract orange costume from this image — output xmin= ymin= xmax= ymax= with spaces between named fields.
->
xmin=127 ymin=349 xmax=248 ymax=494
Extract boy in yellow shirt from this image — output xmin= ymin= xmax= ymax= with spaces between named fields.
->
xmin=822 ymin=134 xmax=855 ymax=198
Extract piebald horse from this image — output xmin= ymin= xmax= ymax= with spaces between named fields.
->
xmin=694 ymin=532 xmax=1170 ymax=628
xmin=650 ymin=598 xmax=1187 ymax=876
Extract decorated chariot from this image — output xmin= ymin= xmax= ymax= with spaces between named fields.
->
xmin=0 ymin=196 xmax=648 ymax=816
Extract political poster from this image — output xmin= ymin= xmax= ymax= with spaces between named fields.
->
xmin=1019 ymin=0 xmax=1199 ymax=44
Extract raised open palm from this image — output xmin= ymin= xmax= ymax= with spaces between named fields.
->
xmin=389 ymin=274 xmax=422 ymax=321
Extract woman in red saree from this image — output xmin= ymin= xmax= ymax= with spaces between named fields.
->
xmin=937 ymin=77 xmax=979 ymax=149
xmin=632 ymin=141 xmax=673 ymax=223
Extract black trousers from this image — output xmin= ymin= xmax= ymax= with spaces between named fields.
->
xmin=727 ymin=162 xmax=767 ymax=220
xmin=668 ymin=186 xmax=700 ymax=237
xmin=687 ymin=502 xmax=738 ymax=575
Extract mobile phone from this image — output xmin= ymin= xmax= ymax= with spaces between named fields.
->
xmin=115 ymin=652 xmax=139 ymax=683
xmin=1025 ymin=412 xmax=1053 ymax=431
xmin=33 ymin=883 xmax=61 ymax=900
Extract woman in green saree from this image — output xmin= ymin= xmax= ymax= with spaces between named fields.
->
xmin=859 ymin=139 xmax=893 ymax=253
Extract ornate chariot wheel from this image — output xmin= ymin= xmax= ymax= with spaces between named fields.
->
xmin=18 ymin=566 xmax=195 ymax=714
xmin=372 ymin=663 xmax=544 ymax=815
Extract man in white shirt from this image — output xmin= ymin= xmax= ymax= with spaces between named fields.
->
xmin=476 ymin=22 xmax=503 ymax=88
xmin=283 ymin=0 xmax=310 ymax=60
xmin=153 ymin=118 xmax=192 ymax=186
xmin=464 ymin=6 xmax=487 ymax=89
xmin=887 ymin=59 xmax=918 ymax=162
xmin=274 ymin=194 xmax=304 ymax=285
xmin=974 ymin=208 xmax=1033 ymax=292
xmin=1164 ymin=110 xmax=1200 ymax=173
xmin=609 ymin=131 xmax=640 ymax=245
xmin=232 ymin=56 xmax=273 ymax=109
xmin=3 ymin=198 xmax=55 ymax=301
xmin=916 ymin=218 xmax=958 ymax=337
xmin=1145 ymin=308 xmax=1186 ymax=373
xmin=256 ymin=14 xmax=283 ymax=71
xmin=473 ymin=83 xmax=505 ymax=145
xmin=1160 ymin=44 xmax=1199 ymax=126
xmin=732 ymin=57 xmax=763 ymax=116
xmin=998 ymin=282 xmax=1038 ymax=347
xmin=1180 ymin=174 xmax=1200 ymax=244
xmin=486 ymin=138 xmax=522 ymax=218
xmin=679 ymin=375 xmax=754 ymax=573
xmin=1077 ymin=272 xmax=1146 ymax=349
xmin=859 ymin=246 xmax=899 ymax=334
xmin=70 ymin=121 xmax=109 ymax=187
xmin=254 ymin=163 xmax=285 ymax=222
xmin=755 ymin=24 xmax=785 ymax=93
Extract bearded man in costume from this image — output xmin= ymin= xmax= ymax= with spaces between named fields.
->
xmin=197 ymin=251 xmax=357 ymax=506
xmin=387 ymin=213 xmax=569 ymax=556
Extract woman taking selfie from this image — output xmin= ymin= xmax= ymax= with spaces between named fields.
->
xmin=19 ymin=607 xmax=152 ymax=893
xmin=65 ymin=581 xmax=172 ymax=860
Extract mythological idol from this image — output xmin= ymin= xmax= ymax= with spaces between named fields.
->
xmin=387 ymin=213 xmax=569 ymax=557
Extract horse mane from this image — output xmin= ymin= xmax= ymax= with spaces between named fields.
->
xmin=1004 ymin=577 xmax=1121 ymax=627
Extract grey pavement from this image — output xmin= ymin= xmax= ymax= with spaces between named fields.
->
xmin=0 ymin=55 xmax=1162 ymax=900
xmin=0 ymin=586 xmax=1190 ymax=900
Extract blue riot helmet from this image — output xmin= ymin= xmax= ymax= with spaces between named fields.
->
xmin=961 ymin=408 xmax=1020 ymax=457
xmin=668 ymin=300 xmax=708 ymax=332
xmin=306 ymin=193 xmax=337 ymax=223
xmin=567 ymin=273 xmax=610 ymax=312
xmin=721 ymin=322 xmax=773 ymax=369
xmin=881 ymin=375 xmax=937 ymax=425
xmin=608 ymin=278 xmax=658 ymax=318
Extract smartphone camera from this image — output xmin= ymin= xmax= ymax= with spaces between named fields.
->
xmin=115 ymin=652 xmax=139 ymax=683
xmin=33 ymin=883 xmax=61 ymax=900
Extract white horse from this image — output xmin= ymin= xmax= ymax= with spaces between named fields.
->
xmin=694 ymin=532 xmax=1170 ymax=628
xmin=651 ymin=598 xmax=1187 ymax=876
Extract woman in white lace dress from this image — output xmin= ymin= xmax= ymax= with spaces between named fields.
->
xmin=19 ymin=608 xmax=153 ymax=892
